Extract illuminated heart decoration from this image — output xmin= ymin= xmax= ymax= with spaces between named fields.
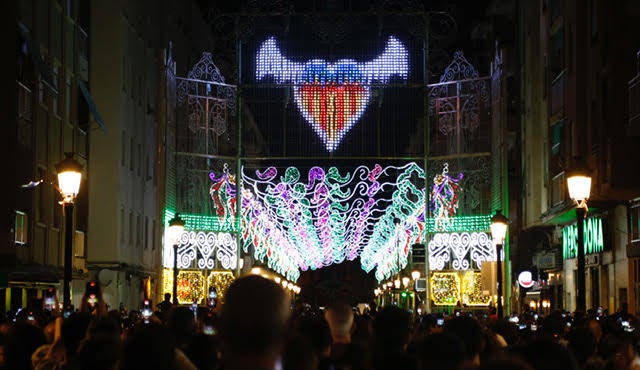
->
xmin=256 ymin=37 xmax=408 ymax=152
xmin=292 ymin=60 xmax=370 ymax=151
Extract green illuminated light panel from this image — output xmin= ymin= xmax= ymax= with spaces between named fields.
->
xmin=164 ymin=209 xmax=237 ymax=233
xmin=562 ymin=217 xmax=603 ymax=259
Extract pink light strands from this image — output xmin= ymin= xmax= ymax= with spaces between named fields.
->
xmin=256 ymin=37 xmax=409 ymax=152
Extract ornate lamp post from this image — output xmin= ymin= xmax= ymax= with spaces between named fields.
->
xmin=491 ymin=210 xmax=508 ymax=318
xmin=56 ymin=153 xmax=83 ymax=309
xmin=566 ymin=160 xmax=592 ymax=312
xmin=168 ymin=214 xmax=185 ymax=305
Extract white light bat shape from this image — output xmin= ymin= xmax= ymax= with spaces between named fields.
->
xmin=256 ymin=36 xmax=409 ymax=152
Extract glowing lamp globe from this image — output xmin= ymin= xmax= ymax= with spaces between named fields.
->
xmin=411 ymin=270 xmax=421 ymax=280
xmin=566 ymin=161 xmax=592 ymax=202
xmin=168 ymin=214 xmax=186 ymax=245
xmin=56 ymin=153 xmax=83 ymax=203
xmin=490 ymin=210 xmax=508 ymax=243
xmin=402 ymin=277 xmax=410 ymax=288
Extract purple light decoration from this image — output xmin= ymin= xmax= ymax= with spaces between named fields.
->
xmin=209 ymin=163 xmax=428 ymax=281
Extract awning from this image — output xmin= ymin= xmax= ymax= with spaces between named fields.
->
xmin=17 ymin=22 xmax=58 ymax=95
xmin=78 ymin=80 xmax=108 ymax=133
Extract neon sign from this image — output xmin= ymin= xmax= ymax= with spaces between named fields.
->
xmin=256 ymin=37 xmax=409 ymax=152
xmin=562 ymin=217 xmax=603 ymax=259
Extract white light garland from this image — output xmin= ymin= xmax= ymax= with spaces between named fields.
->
xmin=428 ymin=232 xmax=494 ymax=271
xmin=164 ymin=231 xmax=238 ymax=270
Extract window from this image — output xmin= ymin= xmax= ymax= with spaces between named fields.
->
xmin=551 ymin=121 xmax=564 ymax=155
xmin=14 ymin=211 xmax=28 ymax=245
xmin=630 ymin=206 xmax=640 ymax=242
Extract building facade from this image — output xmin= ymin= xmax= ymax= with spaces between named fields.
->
xmin=89 ymin=0 xmax=213 ymax=310
xmin=513 ymin=0 xmax=640 ymax=313
xmin=2 ymin=0 xmax=94 ymax=312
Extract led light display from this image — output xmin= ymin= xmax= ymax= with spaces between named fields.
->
xmin=163 ymin=269 xmax=235 ymax=305
xmin=256 ymin=37 xmax=409 ymax=152
xmin=169 ymin=231 xmax=238 ymax=270
xmin=430 ymin=163 xmax=463 ymax=231
xmin=163 ymin=163 xmax=493 ymax=283
xmin=205 ymin=163 xmax=425 ymax=280
xmin=207 ymin=271 xmax=235 ymax=305
xmin=428 ymin=232 xmax=494 ymax=271
xmin=461 ymin=271 xmax=491 ymax=306
xmin=431 ymin=272 xmax=460 ymax=306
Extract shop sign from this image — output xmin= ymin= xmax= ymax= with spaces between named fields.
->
xmin=518 ymin=271 xmax=535 ymax=288
xmin=562 ymin=218 xmax=603 ymax=260
xmin=533 ymin=252 xmax=556 ymax=269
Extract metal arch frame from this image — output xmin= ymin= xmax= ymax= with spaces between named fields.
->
xmin=169 ymin=7 xmax=508 ymax=313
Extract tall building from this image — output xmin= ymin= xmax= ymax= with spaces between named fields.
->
xmin=2 ymin=0 xmax=96 ymax=312
xmin=89 ymin=0 xmax=213 ymax=310
xmin=511 ymin=0 xmax=640 ymax=313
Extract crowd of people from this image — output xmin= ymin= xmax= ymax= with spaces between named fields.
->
xmin=2 ymin=275 xmax=640 ymax=370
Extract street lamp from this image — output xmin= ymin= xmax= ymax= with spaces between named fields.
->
xmin=168 ymin=214 xmax=185 ymax=305
xmin=411 ymin=270 xmax=421 ymax=281
xmin=491 ymin=210 xmax=508 ymax=318
xmin=566 ymin=159 xmax=592 ymax=312
xmin=56 ymin=153 xmax=83 ymax=310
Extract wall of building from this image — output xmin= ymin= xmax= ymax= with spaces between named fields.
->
xmin=4 ymin=0 xmax=92 ymax=310
xmin=89 ymin=0 xmax=213 ymax=310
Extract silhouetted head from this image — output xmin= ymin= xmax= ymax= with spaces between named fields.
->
xmin=324 ymin=302 xmax=354 ymax=343
xmin=4 ymin=323 xmax=46 ymax=370
xmin=373 ymin=305 xmax=412 ymax=353
xmin=220 ymin=275 xmax=290 ymax=356
xmin=419 ymin=332 xmax=466 ymax=370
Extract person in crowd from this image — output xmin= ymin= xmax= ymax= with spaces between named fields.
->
xmin=69 ymin=336 xmax=121 ymax=370
xmin=157 ymin=293 xmax=173 ymax=315
xmin=372 ymin=306 xmax=416 ymax=370
xmin=282 ymin=335 xmax=318 ymax=370
xmin=567 ymin=325 xmax=599 ymax=369
xmin=324 ymin=302 xmax=358 ymax=369
xmin=419 ymin=332 xmax=466 ymax=370
xmin=511 ymin=338 xmax=578 ymax=370
xmin=4 ymin=322 xmax=46 ymax=370
xmin=168 ymin=307 xmax=197 ymax=353
xmin=292 ymin=314 xmax=332 ymax=369
xmin=119 ymin=322 xmax=179 ymax=370
xmin=219 ymin=275 xmax=290 ymax=370
xmin=443 ymin=315 xmax=486 ymax=369
xmin=183 ymin=333 xmax=220 ymax=370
